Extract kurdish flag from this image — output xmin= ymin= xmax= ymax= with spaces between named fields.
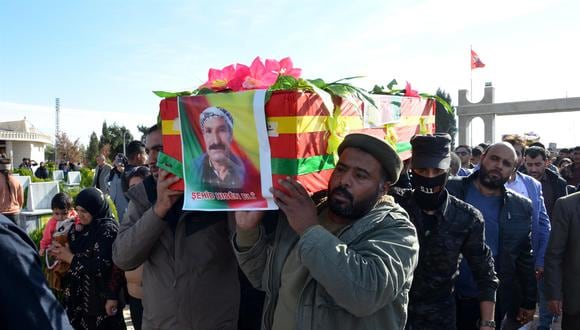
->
xmin=179 ymin=90 xmax=277 ymax=211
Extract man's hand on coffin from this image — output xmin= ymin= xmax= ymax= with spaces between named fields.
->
xmin=270 ymin=177 xmax=318 ymax=236
xmin=153 ymin=169 xmax=183 ymax=219
xmin=50 ymin=241 xmax=74 ymax=264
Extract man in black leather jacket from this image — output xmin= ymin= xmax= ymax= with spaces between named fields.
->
xmin=447 ymin=142 xmax=537 ymax=330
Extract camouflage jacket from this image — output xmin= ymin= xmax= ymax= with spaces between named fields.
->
xmin=390 ymin=188 xmax=499 ymax=329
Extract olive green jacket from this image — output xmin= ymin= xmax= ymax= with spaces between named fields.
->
xmin=234 ymin=198 xmax=419 ymax=330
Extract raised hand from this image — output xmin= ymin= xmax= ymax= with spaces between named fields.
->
xmin=270 ymin=177 xmax=318 ymax=235
xmin=153 ymin=169 xmax=184 ymax=218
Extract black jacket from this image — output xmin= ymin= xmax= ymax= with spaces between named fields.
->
xmin=0 ymin=215 xmax=72 ymax=329
xmin=541 ymin=169 xmax=569 ymax=218
xmin=446 ymin=172 xmax=537 ymax=314
xmin=391 ymin=188 xmax=498 ymax=329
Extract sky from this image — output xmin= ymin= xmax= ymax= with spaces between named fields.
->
xmin=1 ymin=0 xmax=579 ymax=147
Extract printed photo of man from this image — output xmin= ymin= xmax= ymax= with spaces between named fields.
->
xmin=194 ymin=106 xmax=245 ymax=190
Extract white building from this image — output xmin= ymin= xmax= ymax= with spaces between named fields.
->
xmin=0 ymin=118 xmax=52 ymax=167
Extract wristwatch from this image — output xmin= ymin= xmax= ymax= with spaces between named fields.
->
xmin=477 ymin=319 xmax=496 ymax=328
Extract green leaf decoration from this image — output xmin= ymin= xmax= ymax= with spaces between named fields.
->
xmin=387 ymin=79 xmax=398 ymax=90
xmin=152 ymin=90 xmax=194 ymax=98
xmin=304 ymin=79 xmax=334 ymax=115
xmin=269 ymin=75 xmax=299 ymax=91
xmin=329 ymin=76 xmax=366 ymax=84
xmin=419 ymin=93 xmax=454 ymax=114
xmin=306 ymin=78 xmax=327 ymax=89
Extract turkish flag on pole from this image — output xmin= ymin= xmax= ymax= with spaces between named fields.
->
xmin=471 ymin=49 xmax=485 ymax=69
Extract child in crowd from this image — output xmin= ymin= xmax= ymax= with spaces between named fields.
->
xmin=39 ymin=192 xmax=78 ymax=256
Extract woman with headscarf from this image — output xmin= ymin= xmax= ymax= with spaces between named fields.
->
xmin=50 ymin=187 xmax=126 ymax=330
xmin=0 ymin=156 xmax=24 ymax=223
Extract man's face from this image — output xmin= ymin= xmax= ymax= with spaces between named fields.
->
xmin=573 ymin=149 xmax=580 ymax=165
xmin=479 ymin=144 xmax=516 ymax=189
xmin=146 ymin=130 xmax=163 ymax=178
xmin=471 ymin=154 xmax=481 ymax=166
xmin=455 ymin=147 xmax=471 ymax=166
xmin=524 ymin=155 xmax=547 ymax=180
xmin=131 ymin=148 xmax=148 ymax=166
xmin=202 ymin=117 xmax=232 ymax=164
xmin=96 ymin=156 xmax=104 ymax=167
xmin=327 ymin=148 xmax=387 ymax=220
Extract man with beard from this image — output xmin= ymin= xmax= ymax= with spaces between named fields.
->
xmin=447 ymin=142 xmax=537 ymax=329
xmin=233 ymin=133 xmax=419 ymax=329
xmin=390 ymin=134 xmax=498 ymax=330
xmin=113 ymin=124 xmax=241 ymax=329
xmin=194 ymin=106 xmax=245 ymax=190
xmin=524 ymin=146 xmax=568 ymax=219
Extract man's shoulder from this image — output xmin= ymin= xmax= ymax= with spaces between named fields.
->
xmin=557 ymin=191 xmax=580 ymax=207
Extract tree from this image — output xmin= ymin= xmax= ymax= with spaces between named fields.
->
xmin=434 ymin=88 xmax=457 ymax=147
xmin=55 ymin=132 xmax=84 ymax=164
xmin=137 ymin=124 xmax=149 ymax=143
xmin=86 ymin=132 xmax=100 ymax=167
xmin=97 ymin=121 xmax=133 ymax=159
xmin=44 ymin=144 xmax=55 ymax=162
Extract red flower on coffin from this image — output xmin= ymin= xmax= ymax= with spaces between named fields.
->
xmin=200 ymin=64 xmax=237 ymax=91
xmin=405 ymin=81 xmax=420 ymax=97
xmin=266 ymin=57 xmax=302 ymax=79
xmin=239 ymin=57 xmax=279 ymax=90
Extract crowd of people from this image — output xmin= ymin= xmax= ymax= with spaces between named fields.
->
xmin=1 ymin=126 xmax=579 ymax=330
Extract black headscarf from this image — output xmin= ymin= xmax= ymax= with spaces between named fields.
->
xmin=74 ymin=187 xmax=112 ymax=220
xmin=70 ymin=188 xmax=116 ymax=253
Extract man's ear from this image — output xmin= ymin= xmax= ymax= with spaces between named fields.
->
xmin=379 ymin=180 xmax=391 ymax=195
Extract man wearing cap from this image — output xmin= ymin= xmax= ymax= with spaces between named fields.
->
xmin=233 ymin=133 xmax=419 ymax=329
xmin=390 ymin=134 xmax=498 ymax=330
xmin=194 ymin=106 xmax=246 ymax=190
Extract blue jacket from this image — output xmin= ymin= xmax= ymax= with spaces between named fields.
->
xmin=512 ymin=172 xmax=551 ymax=268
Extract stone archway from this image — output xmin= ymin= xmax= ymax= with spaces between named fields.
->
xmin=457 ymin=83 xmax=580 ymax=145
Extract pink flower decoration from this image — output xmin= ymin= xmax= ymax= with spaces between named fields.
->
xmin=200 ymin=64 xmax=237 ymax=91
xmin=268 ymin=57 xmax=301 ymax=78
xmin=404 ymin=81 xmax=420 ymax=97
xmin=240 ymin=57 xmax=279 ymax=90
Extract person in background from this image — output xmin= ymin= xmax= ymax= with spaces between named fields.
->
xmin=120 ymin=165 xmax=151 ymax=330
xmin=561 ymin=146 xmax=580 ymax=187
xmin=0 ymin=156 xmax=24 ymax=223
xmin=471 ymin=146 xmax=484 ymax=167
xmin=50 ymin=187 xmax=126 ymax=330
xmin=92 ymin=155 xmax=112 ymax=195
xmin=108 ymin=153 xmax=129 ymax=223
xmin=35 ymin=161 xmax=49 ymax=179
xmin=0 ymin=214 xmax=73 ymax=330
xmin=544 ymin=192 xmax=580 ymax=329
xmin=523 ymin=146 xmax=568 ymax=219
xmin=449 ymin=152 xmax=461 ymax=177
xmin=455 ymin=145 xmax=473 ymax=176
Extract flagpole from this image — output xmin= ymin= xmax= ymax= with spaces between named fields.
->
xmin=470 ymin=45 xmax=473 ymax=102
